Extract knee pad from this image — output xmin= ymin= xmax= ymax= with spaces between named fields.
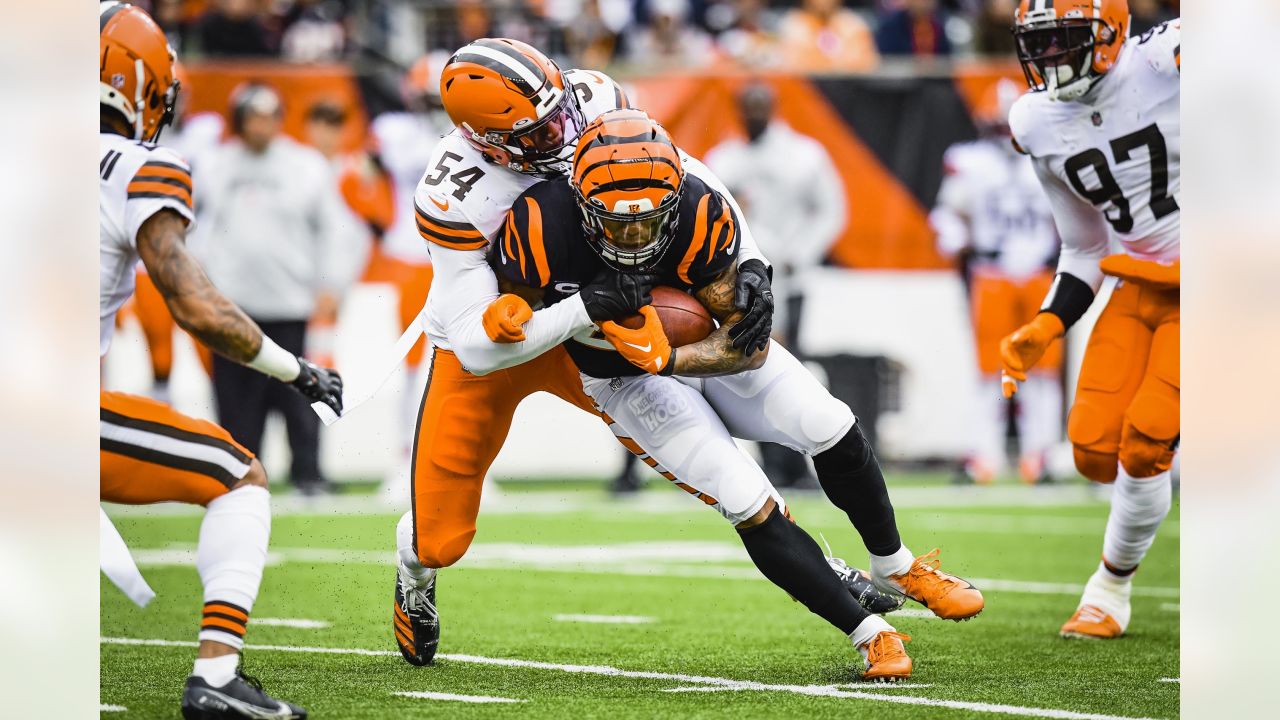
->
xmin=1118 ymin=425 xmax=1176 ymax=479
xmin=1119 ymin=384 xmax=1178 ymax=478
xmin=1073 ymin=447 xmax=1118 ymax=484
xmin=765 ymin=390 xmax=853 ymax=455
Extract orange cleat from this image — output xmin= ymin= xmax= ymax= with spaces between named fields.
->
xmin=859 ymin=631 xmax=913 ymax=682
xmin=1060 ymin=605 xmax=1125 ymax=640
xmin=889 ymin=549 xmax=985 ymax=621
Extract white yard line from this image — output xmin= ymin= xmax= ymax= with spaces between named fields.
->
xmin=1158 ymin=603 xmax=1179 ymax=612
xmin=254 ymin=618 xmax=330 ymax=629
xmin=128 ymin=542 xmax=1179 ymax=599
xmin=664 ymin=683 xmax=935 ymax=692
xmin=393 ymin=691 xmax=524 ymax=704
xmin=100 ymin=637 xmax=1161 ymax=720
xmin=100 ymin=704 xmax=127 ymax=712
xmin=553 ymin=614 xmax=654 ymax=624
xmin=1157 ymin=678 xmax=1179 ymax=683
xmin=888 ymin=609 xmax=941 ymax=620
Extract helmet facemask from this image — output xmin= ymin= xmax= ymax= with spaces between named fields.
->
xmin=468 ymin=87 xmax=587 ymax=178
xmin=575 ymin=182 xmax=684 ymax=272
xmin=1015 ymin=18 xmax=1101 ymax=101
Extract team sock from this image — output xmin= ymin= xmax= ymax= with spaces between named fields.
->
xmin=1100 ymin=467 xmax=1173 ymax=578
xmin=396 ymin=511 xmax=437 ymax=587
xmin=848 ymin=614 xmax=895 ymax=661
xmin=869 ymin=544 xmax=916 ymax=585
xmin=192 ymin=653 xmax=240 ymax=688
xmin=812 ymin=422 xmax=903 ymax=556
xmin=737 ymin=506 xmax=870 ymax=635
xmin=197 ymin=485 xmax=270 ymax=651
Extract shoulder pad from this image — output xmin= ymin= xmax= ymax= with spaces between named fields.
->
xmin=1132 ymin=19 xmax=1181 ymax=75
xmin=1007 ymin=93 xmax=1048 ymax=158
xmin=565 ymin=68 xmax=630 ymax=118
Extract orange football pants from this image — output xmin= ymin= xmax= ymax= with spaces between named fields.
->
xmin=971 ymin=269 xmax=1063 ymax=375
xmin=1067 ymin=281 xmax=1180 ymax=483
xmin=101 ymin=391 xmax=255 ymax=506
xmin=362 ymin=249 xmax=435 ymax=367
xmin=410 ymin=346 xmax=599 ymax=568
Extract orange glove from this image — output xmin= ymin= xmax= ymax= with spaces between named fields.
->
xmin=1100 ymin=254 xmax=1180 ymax=289
xmin=999 ymin=312 xmax=1065 ymax=398
xmin=482 ymin=294 xmax=534 ymax=344
xmin=598 ymin=305 xmax=674 ymax=375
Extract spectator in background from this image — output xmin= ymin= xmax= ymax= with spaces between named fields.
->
xmin=628 ymin=0 xmax=716 ymax=69
xmin=876 ymin=0 xmax=952 ymax=58
xmin=194 ymin=84 xmax=367 ymax=495
xmin=304 ymin=101 xmax=349 ymax=166
xmin=706 ymin=82 xmax=847 ymax=489
xmin=716 ymin=0 xmax=783 ymax=68
xmin=195 ymin=0 xmax=276 ymax=57
xmin=280 ymin=0 xmax=349 ymax=62
xmin=972 ymin=0 xmax=1017 ymax=56
xmin=152 ymin=0 xmax=190 ymax=55
xmin=778 ymin=0 xmax=878 ymax=71
xmin=563 ymin=0 xmax=624 ymax=70
xmin=1129 ymin=0 xmax=1176 ymax=34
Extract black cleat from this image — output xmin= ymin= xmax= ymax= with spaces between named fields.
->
xmin=393 ymin=569 xmax=439 ymax=666
xmin=181 ymin=667 xmax=305 ymax=719
xmin=828 ymin=557 xmax=904 ymax=614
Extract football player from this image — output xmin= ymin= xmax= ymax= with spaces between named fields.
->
xmin=100 ymin=5 xmax=342 ymax=717
xmin=930 ymin=78 xmax=1063 ymax=484
xmin=492 ymin=109 xmax=988 ymax=681
xmin=390 ymin=39 xmax=778 ymax=666
xmin=1002 ymin=1 xmax=1179 ymax=639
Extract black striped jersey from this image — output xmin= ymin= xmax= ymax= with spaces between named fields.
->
xmin=99 ymin=132 xmax=196 ymax=356
xmin=492 ymin=173 xmax=739 ymax=379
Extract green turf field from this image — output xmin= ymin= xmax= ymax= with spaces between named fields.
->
xmin=101 ymin=478 xmax=1179 ymax=719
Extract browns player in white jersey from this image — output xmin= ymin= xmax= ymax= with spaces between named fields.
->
xmin=931 ymin=79 xmax=1063 ymax=484
xmin=388 ymin=39 xmax=779 ymax=666
xmin=1001 ymin=0 xmax=1179 ymax=639
xmin=99 ymin=5 xmax=341 ymax=717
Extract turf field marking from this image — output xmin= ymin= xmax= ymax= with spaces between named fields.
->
xmin=101 ymin=637 xmax=1161 ymax=719
xmin=1157 ymin=678 xmax=1179 ymax=683
xmin=393 ymin=691 xmax=524 ymax=703
xmin=888 ymin=609 xmax=941 ymax=620
xmin=663 ymin=683 xmax=936 ymax=692
xmin=553 ymin=614 xmax=655 ymax=624
xmin=254 ymin=618 xmax=330 ymax=629
xmin=100 ymin=705 xmax=127 ymax=712
xmin=1158 ymin=603 xmax=1179 ymax=612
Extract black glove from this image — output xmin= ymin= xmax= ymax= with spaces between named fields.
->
xmin=729 ymin=259 xmax=774 ymax=355
xmin=580 ymin=268 xmax=659 ymax=322
xmin=291 ymin=357 xmax=344 ymax=415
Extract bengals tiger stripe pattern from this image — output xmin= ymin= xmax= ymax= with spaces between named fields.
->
xmin=127 ymin=159 xmax=193 ymax=211
xmin=414 ymin=202 xmax=487 ymax=250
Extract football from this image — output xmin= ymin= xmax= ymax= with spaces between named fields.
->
xmin=617 ymin=286 xmax=715 ymax=346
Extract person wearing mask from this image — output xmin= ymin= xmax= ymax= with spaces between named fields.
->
xmin=706 ymin=82 xmax=847 ymax=489
xmin=195 ymin=83 xmax=367 ymax=495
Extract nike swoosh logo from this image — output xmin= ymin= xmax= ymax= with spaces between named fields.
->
xmin=623 ymin=341 xmax=652 ymax=352
xmin=430 ymin=196 xmax=449 ymax=212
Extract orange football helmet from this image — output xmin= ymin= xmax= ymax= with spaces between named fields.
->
xmin=571 ymin=109 xmax=685 ymax=271
xmin=100 ymin=2 xmax=179 ymax=141
xmin=1013 ymin=0 xmax=1130 ymax=101
xmin=440 ymin=38 xmax=585 ymax=177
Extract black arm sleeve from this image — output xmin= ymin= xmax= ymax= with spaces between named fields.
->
xmin=1039 ymin=272 xmax=1096 ymax=330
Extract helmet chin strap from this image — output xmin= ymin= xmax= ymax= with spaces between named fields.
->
xmin=1046 ymin=59 xmax=1092 ymax=102
xmin=133 ymin=58 xmax=146 ymax=140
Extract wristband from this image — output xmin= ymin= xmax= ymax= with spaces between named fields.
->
xmin=660 ymin=348 xmax=676 ymax=376
xmin=1039 ymin=272 xmax=1095 ymax=331
xmin=248 ymin=336 xmax=301 ymax=382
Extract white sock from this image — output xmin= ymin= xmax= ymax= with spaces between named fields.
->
xmin=1080 ymin=564 xmax=1133 ymax=629
xmin=869 ymin=544 xmax=914 ymax=590
xmin=848 ymin=614 xmax=894 ymax=660
xmin=197 ymin=485 xmax=270 ymax=649
xmin=396 ymin=511 xmax=436 ymax=587
xmin=1101 ymin=467 xmax=1172 ymax=577
xmin=192 ymin=652 xmax=239 ymax=688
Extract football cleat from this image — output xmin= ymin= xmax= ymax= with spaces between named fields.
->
xmin=858 ymin=631 xmax=913 ymax=683
xmin=181 ymin=667 xmax=306 ymax=719
xmin=885 ymin=548 xmax=985 ymax=621
xmin=1061 ymin=604 xmax=1125 ymax=640
xmin=1061 ymin=566 xmax=1132 ymax=639
xmin=393 ymin=569 xmax=440 ymax=666
xmin=828 ymin=556 xmax=904 ymax=614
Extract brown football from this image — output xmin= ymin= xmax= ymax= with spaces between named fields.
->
xmin=616 ymin=286 xmax=715 ymax=347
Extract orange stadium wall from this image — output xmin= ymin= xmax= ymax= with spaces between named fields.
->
xmin=182 ymin=62 xmax=1023 ymax=270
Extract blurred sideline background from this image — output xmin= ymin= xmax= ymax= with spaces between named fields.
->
xmin=101 ymin=0 xmax=1180 ymax=490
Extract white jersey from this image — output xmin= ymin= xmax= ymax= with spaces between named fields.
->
xmin=931 ymin=137 xmax=1059 ymax=280
xmin=370 ymin=111 xmax=451 ymax=263
xmin=99 ymin=132 xmax=196 ymax=356
xmin=409 ymin=68 xmax=768 ymax=375
xmin=1009 ymin=19 xmax=1180 ymax=292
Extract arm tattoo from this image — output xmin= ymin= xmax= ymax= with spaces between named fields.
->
xmin=135 ymin=209 xmax=265 ymax=364
xmin=674 ymin=265 xmax=767 ymax=377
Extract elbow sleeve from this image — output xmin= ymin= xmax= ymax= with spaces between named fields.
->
xmin=1039 ymin=272 xmax=1096 ymax=331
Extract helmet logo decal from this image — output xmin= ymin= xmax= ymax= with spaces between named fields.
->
xmin=1091 ymin=111 xmax=1103 ymax=127
xmin=111 ymin=73 xmax=126 ymax=89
